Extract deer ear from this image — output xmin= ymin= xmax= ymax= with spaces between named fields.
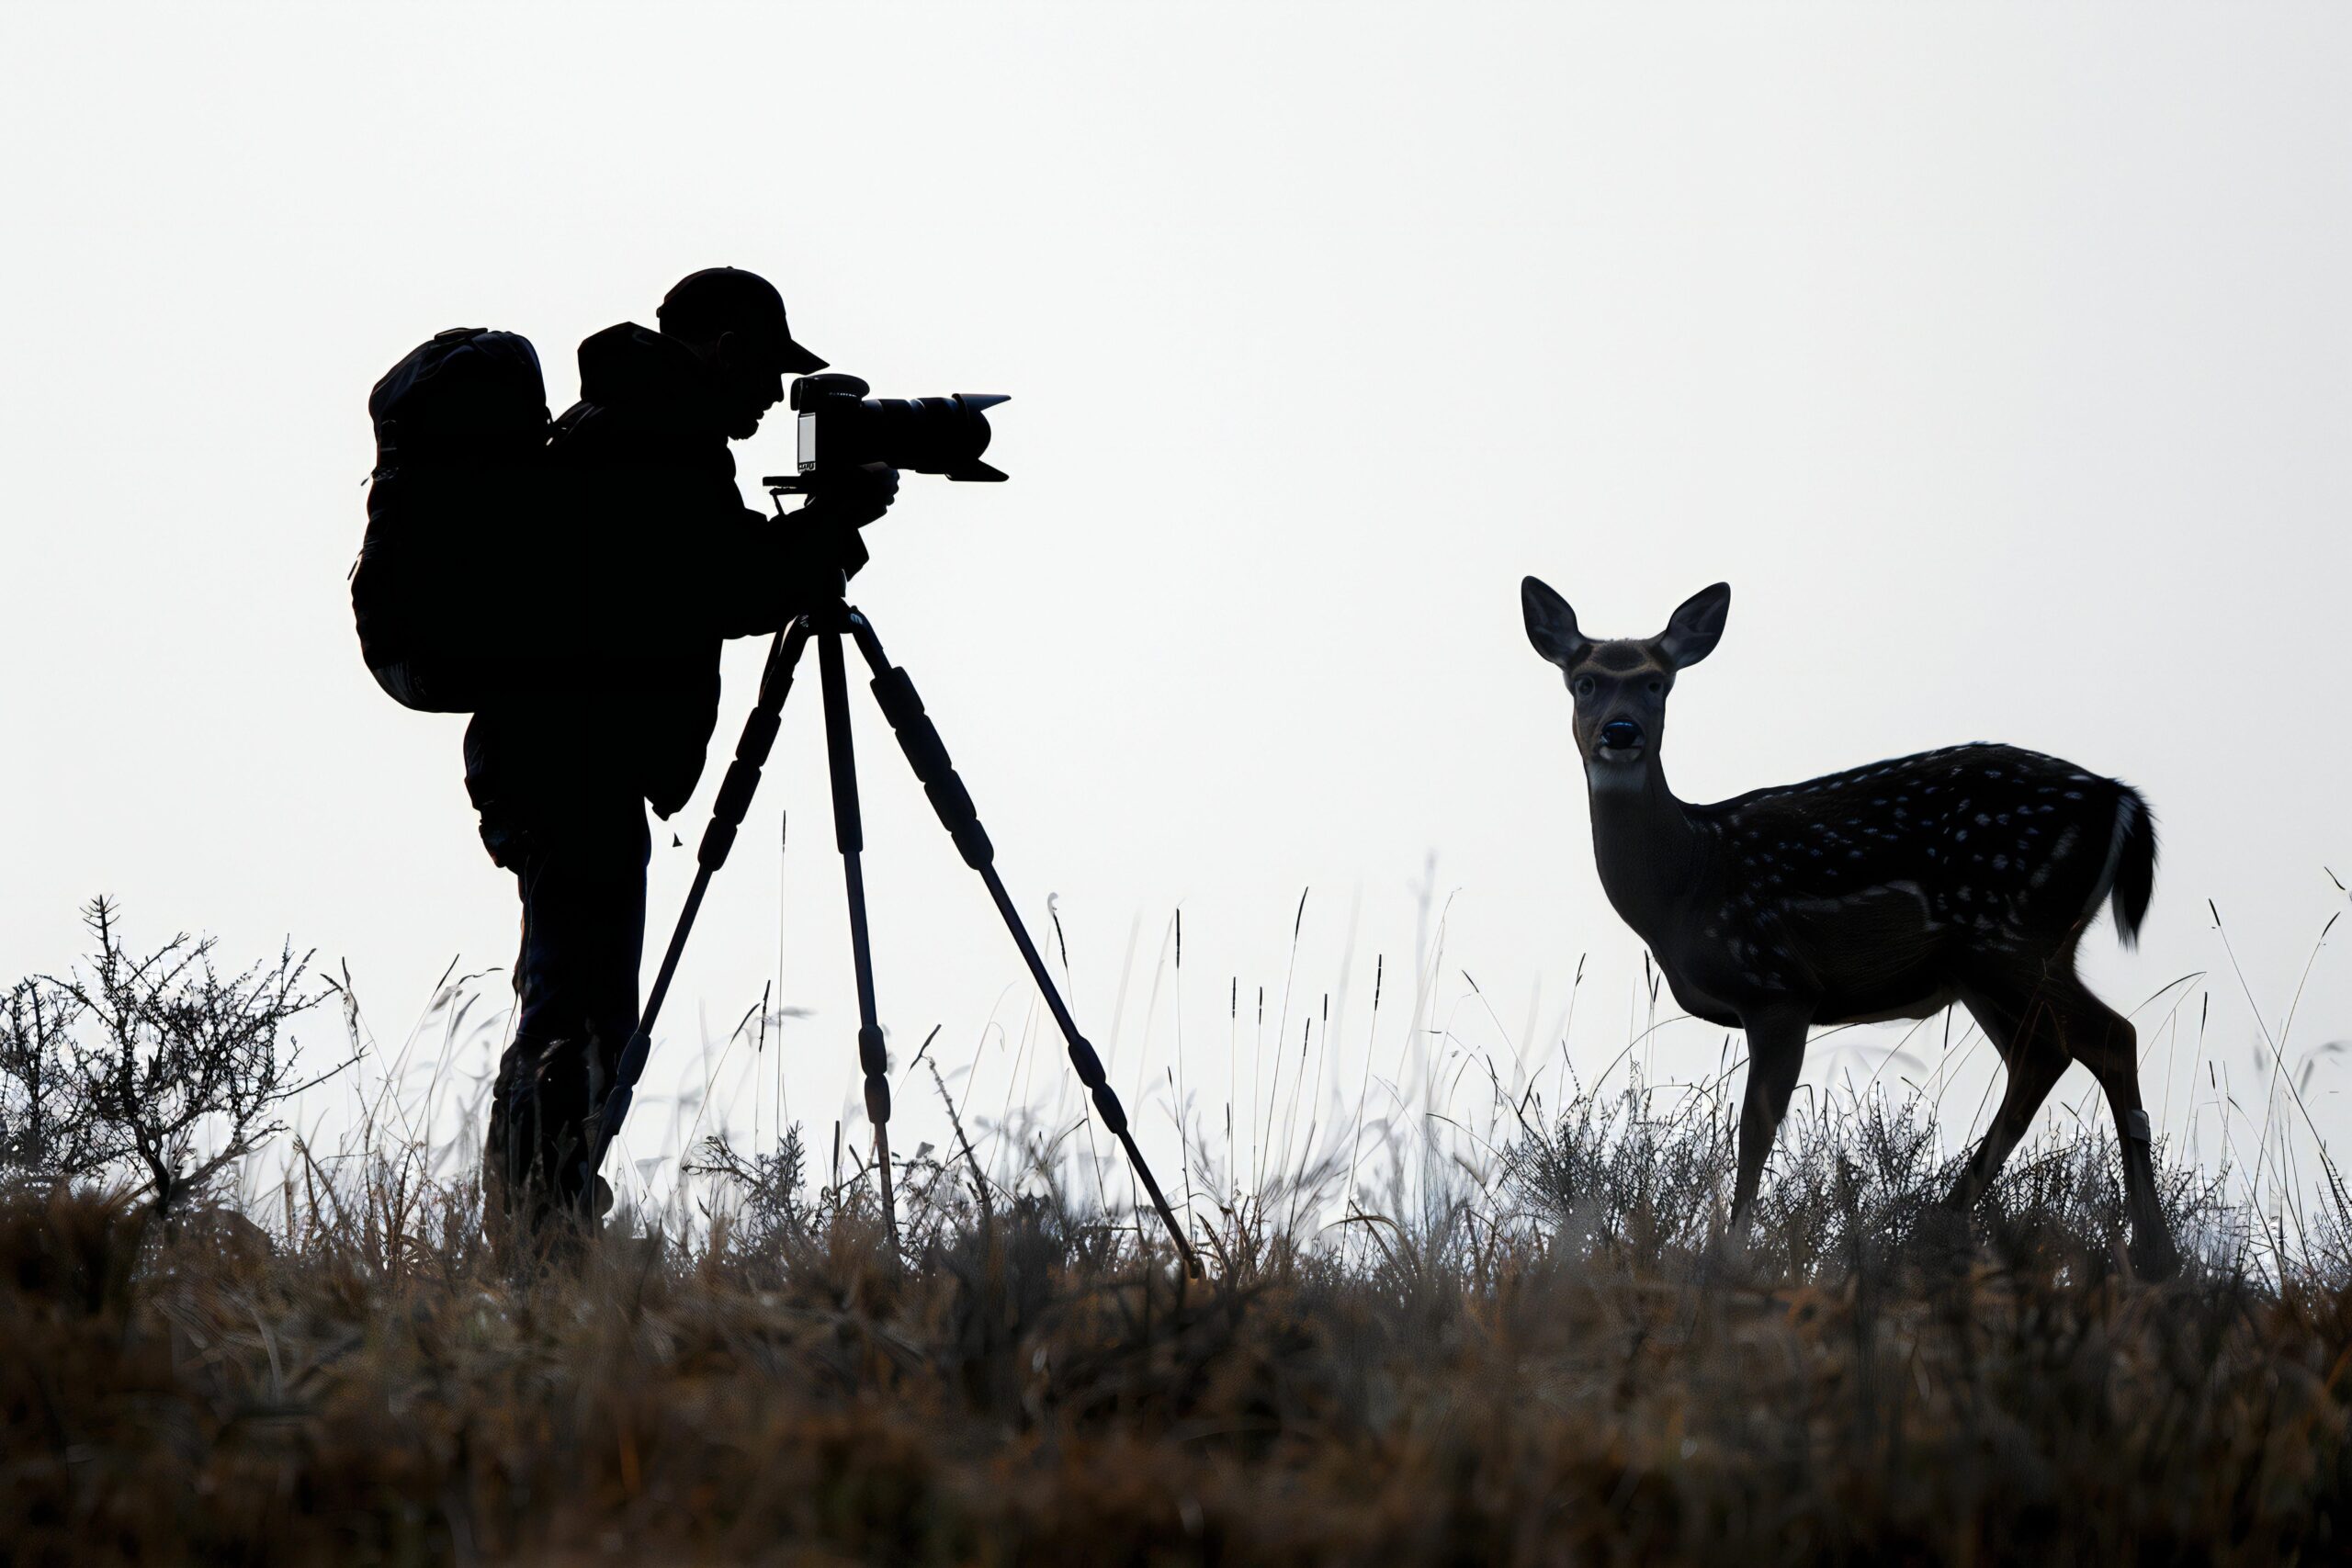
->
xmin=1658 ymin=582 xmax=1731 ymax=670
xmin=1522 ymin=576 xmax=1589 ymax=668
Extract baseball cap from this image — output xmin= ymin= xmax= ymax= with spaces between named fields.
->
xmin=659 ymin=266 xmax=828 ymax=374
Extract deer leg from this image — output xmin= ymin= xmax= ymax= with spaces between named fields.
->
xmin=2049 ymin=981 xmax=2181 ymax=1280
xmin=1729 ymin=1011 xmax=1809 ymax=1241
xmin=1945 ymin=986 xmax=2070 ymax=1213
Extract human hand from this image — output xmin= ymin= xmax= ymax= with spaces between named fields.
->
xmin=803 ymin=461 xmax=899 ymax=531
xmin=796 ymin=518 xmax=870 ymax=585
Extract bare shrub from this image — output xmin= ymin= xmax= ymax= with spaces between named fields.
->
xmin=3 ymin=898 xmax=344 ymax=1217
xmin=1 ymin=977 xmax=108 ymax=1183
xmin=686 ymin=1122 xmax=815 ymax=1253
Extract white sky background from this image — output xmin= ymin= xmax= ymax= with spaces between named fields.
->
xmin=2 ymin=5 xmax=2346 ymax=1223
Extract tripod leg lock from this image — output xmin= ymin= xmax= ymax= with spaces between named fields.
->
xmin=858 ymin=1024 xmax=891 ymax=1126
xmin=590 ymin=1025 xmax=656 ymax=1160
xmin=1062 ymin=1033 xmax=1129 ymax=1134
xmin=701 ymin=708 xmax=784 ymax=870
xmin=698 ymin=818 xmax=741 ymax=870
xmin=702 ymin=763 xmax=758 ymax=865
xmin=869 ymin=667 xmax=995 ymax=869
xmin=736 ymin=705 xmax=784 ymax=763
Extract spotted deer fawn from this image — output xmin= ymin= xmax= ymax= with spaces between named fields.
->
xmin=1521 ymin=578 xmax=2179 ymax=1278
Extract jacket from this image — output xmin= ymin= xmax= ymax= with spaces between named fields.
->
xmin=464 ymin=323 xmax=822 ymax=834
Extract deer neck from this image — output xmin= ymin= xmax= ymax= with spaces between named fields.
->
xmin=1585 ymin=756 xmax=1704 ymax=941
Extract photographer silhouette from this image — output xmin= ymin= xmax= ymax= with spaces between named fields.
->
xmin=467 ymin=267 xmax=895 ymax=1244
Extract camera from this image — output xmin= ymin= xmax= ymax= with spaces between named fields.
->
xmin=762 ymin=373 xmax=1008 ymax=494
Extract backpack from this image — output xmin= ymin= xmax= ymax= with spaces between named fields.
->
xmin=352 ymin=328 xmax=552 ymax=711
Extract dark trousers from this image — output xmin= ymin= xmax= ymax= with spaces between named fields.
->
xmin=481 ymin=795 xmax=650 ymax=1234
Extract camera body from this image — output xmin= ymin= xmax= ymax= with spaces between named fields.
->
xmin=763 ymin=373 xmax=1008 ymax=495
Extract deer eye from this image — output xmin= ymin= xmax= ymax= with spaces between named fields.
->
xmin=1573 ymin=676 xmax=1597 ymax=698
xmin=1645 ymin=679 xmax=1663 ymax=694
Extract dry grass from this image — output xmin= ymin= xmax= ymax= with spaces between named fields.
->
xmin=6 ymin=1072 xmax=2351 ymax=1567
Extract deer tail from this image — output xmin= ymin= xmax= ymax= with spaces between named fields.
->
xmin=2101 ymin=786 xmax=2158 ymax=949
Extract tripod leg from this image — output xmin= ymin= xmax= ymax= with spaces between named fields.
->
xmin=592 ymin=623 xmax=811 ymax=1173
xmin=819 ymin=628 xmax=900 ymax=1250
xmin=843 ymin=609 xmax=1203 ymax=1278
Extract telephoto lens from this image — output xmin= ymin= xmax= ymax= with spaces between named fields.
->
xmin=781 ymin=374 xmax=1008 ymax=486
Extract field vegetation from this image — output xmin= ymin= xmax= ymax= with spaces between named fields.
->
xmin=5 ymin=901 xmax=2350 ymax=1564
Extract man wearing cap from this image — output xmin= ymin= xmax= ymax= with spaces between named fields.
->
xmin=469 ymin=267 xmax=894 ymax=1245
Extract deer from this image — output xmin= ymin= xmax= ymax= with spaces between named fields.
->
xmin=1520 ymin=577 xmax=2179 ymax=1279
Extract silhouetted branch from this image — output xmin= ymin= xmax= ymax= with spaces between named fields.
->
xmin=7 ymin=897 xmax=350 ymax=1216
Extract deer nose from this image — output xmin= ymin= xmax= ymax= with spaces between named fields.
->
xmin=1600 ymin=718 xmax=1643 ymax=750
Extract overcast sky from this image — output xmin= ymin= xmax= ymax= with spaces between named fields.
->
xmin=3 ymin=5 xmax=2345 ymax=1217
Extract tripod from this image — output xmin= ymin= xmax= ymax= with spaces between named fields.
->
xmin=589 ymin=581 xmax=1200 ymax=1277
